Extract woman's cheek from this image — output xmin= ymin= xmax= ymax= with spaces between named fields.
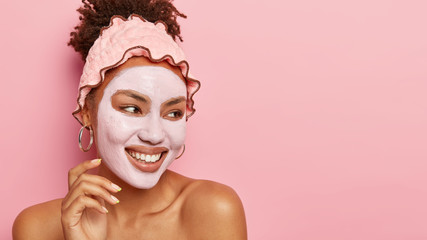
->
xmin=164 ymin=120 xmax=186 ymax=147
xmin=102 ymin=111 xmax=138 ymax=144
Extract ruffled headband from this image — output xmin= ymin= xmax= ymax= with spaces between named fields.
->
xmin=73 ymin=14 xmax=201 ymax=125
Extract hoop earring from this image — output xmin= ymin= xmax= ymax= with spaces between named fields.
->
xmin=78 ymin=125 xmax=93 ymax=152
xmin=176 ymin=144 xmax=185 ymax=159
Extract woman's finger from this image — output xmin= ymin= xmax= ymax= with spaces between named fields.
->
xmin=63 ymin=181 xmax=120 ymax=209
xmin=61 ymin=195 xmax=108 ymax=228
xmin=69 ymin=173 xmax=122 ymax=194
xmin=68 ymin=159 xmax=102 ymax=189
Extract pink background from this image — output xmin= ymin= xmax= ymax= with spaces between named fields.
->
xmin=1 ymin=0 xmax=426 ymax=239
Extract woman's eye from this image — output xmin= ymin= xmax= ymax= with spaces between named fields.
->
xmin=167 ymin=111 xmax=182 ymax=118
xmin=121 ymin=106 xmax=140 ymax=114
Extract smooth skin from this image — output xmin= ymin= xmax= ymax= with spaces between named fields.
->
xmin=13 ymin=57 xmax=247 ymax=240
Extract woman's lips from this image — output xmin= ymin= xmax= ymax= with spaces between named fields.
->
xmin=124 ymin=146 xmax=168 ymax=173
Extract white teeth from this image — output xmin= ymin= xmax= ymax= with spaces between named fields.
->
xmin=152 ymin=154 xmax=160 ymax=162
xmin=127 ymin=150 xmax=162 ymax=163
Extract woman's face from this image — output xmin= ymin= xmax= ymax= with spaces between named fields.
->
xmin=84 ymin=57 xmax=187 ymax=189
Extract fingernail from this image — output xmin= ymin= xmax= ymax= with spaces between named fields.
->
xmin=111 ymin=183 xmax=122 ymax=192
xmin=91 ymin=159 xmax=102 ymax=164
xmin=102 ymin=206 xmax=109 ymax=213
xmin=111 ymin=195 xmax=120 ymax=204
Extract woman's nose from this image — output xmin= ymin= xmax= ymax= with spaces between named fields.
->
xmin=137 ymin=115 xmax=166 ymax=145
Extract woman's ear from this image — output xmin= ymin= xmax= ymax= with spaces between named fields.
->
xmin=81 ymin=106 xmax=92 ymax=127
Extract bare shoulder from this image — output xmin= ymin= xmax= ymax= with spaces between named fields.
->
xmin=180 ymin=179 xmax=247 ymax=240
xmin=13 ymin=198 xmax=64 ymax=240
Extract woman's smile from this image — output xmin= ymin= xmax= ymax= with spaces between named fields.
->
xmin=124 ymin=145 xmax=169 ymax=173
xmin=125 ymin=148 xmax=168 ymax=173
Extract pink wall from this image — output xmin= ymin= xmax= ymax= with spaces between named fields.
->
xmin=1 ymin=0 xmax=426 ymax=239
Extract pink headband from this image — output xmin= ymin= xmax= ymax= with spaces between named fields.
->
xmin=72 ymin=14 xmax=200 ymax=125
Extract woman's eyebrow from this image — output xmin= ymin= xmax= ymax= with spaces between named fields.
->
xmin=115 ymin=90 xmax=148 ymax=103
xmin=164 ymin=96 xmax=186 ymax=107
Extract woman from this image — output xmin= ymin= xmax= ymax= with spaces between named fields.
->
xmin=13 ymin=0 xmax=247 ymax=239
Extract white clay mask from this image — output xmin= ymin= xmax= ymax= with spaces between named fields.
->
xmin=96 ymin=66 xmax=187 ymax=189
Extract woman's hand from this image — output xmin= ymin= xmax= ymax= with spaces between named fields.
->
xmin=61 ymin=159 xmax=121 ymax=240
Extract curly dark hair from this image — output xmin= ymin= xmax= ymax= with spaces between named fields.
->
xmin=68 ymin=0 xmax=186 ymax=61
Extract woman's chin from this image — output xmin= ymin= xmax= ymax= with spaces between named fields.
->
xmin=127 ymin=175 xmax=160 ymax=189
